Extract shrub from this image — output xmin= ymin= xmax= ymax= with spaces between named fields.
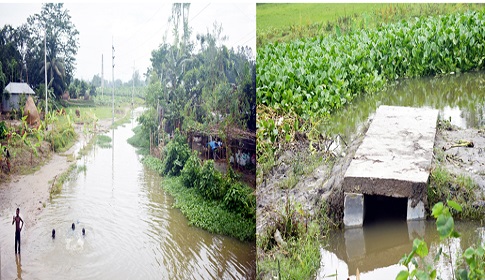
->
xmin=223 ymin=182 xmax=256 ymax=219
xmin=198 ymin=160 xmax=225 ymax=200
xmin=161 ymin=131 xmax=190 ymax=176
xmin=180 ymin=151 xmax=201 ymax=188
xmin=0 ymin=121 xmax=7 ymax=139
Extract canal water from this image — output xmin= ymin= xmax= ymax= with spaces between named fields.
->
xmin=0 ymin=109 xmax=255 ymax=279
xmin=319 ymin=71 xmax=485 ymax=279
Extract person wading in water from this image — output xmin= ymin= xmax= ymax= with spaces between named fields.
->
xmin=12 ymin=208 xmax=24 ymax=254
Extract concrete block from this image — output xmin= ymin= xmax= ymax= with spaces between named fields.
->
xmin=344 ymin=193 xmax=364 ymax=228
xmin=406 ymin=199 xmax=425 ymax=221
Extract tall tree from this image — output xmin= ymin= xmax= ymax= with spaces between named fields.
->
xmin=27 ymin=3 xmax=79 ymax=98
xmin=0 ymin=25 xmax=23 ymax=85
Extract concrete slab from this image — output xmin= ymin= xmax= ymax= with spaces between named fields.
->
xmin=344 ymin=193 xmax=364 ymax=228
xmin=343 ymin=105 xmax=438 ymax=199
xmin=406 ymin=199 xmax=425 ymax=220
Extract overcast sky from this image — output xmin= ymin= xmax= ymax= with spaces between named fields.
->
xmin=0 ymin=2 xmax=256 ymax=83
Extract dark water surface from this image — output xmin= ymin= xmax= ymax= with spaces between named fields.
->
xmin=0 ymin=109 xmax=255 ymax=279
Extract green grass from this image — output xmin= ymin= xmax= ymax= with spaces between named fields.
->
xmin=49 ymin=163 xmax=76 ymax=195
xmin=257 ymin=199 xmax=329 ymax=279
xmin=257 ymin=3 xmax=485 ymax=46
xmin=257 ymin=226 xmax=321 ymax=280
xmin=257 ymin=3 xmax=387 ymax=30
xmin=428 ymin=165 xmax=483 ymax=220
xmin=96 ymin=135 xmax=112 ymax=148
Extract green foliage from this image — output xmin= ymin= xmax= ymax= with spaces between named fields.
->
xmin=161 ymin=131 xmax=190 ymax=176
xmin=141 ymin=155 xmax=165 ymax=176
xmin=45 ymin=113 xmax=76 ymax=152
xmin=0 ymin=121 xmax=7 ymax=139
xmin=257 ymin=3 xmax=485 ymax=47
xmin=223 ymin=182 xmax=256 ymax=219
xmin=397 ymin=201 xmax=485 ymax=280
xmin=257 ymin=198 xmax=323 ymax=279
xmin=127 ymin=126 xmax=150 ymax=155
xmin=258 ymin=11 xmax=485 ymax=122
xmin=180 ymin=151 xmax=201 ymax=189
xmin=428 ymin=165 xmax=482 ymax=220
xmin=198 ymin=160 xmax=225 ymax=200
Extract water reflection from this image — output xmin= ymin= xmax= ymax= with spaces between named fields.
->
xmin=318 ymin=221 xmax=485 ymax=280
xmin=325 ymin=71 xmax=485 ymax=139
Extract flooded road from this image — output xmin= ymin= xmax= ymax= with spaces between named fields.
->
xmin=0 ymin=109 xmax=255 ymax=279
xmin=319 ymin=72 xmax=485 ymax=279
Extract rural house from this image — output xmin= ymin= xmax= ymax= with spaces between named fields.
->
xmin=1 ymin=82 xmax=36 ymax=112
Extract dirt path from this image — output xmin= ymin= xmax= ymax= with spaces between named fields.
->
xmin=0 ymin=119 xmax=112 ymax=230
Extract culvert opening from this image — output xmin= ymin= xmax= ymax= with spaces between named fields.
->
xmin=364 ymin=195 xmax=407 ymax=225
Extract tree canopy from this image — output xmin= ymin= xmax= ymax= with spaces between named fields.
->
xmin=0 ymin=3 xmax=79 ymax=101
xmin=142 ymin=4 xmax=256 ymax=143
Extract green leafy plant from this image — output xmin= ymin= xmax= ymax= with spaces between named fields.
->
xmin=161 ymin=131 xmax=191 ymax=176
xmin=180 ymin=151 xmax=201 ymax=189
xmin=223 ymin=182 xmax=255 ymax=219
xmin=198 ymin=160 xmax=225 ymax=200
xmin=397 ymin=200 xmax=485 ymax=280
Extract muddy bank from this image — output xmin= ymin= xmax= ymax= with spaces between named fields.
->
xmin=256 ymin=120 xmax=485 ymax=256
xmin=435 ymin=126 xmax=485 ymax=192
xmin=256 ymin=122 xmax=367 ymax=238
xmin=0 ymin=119 xmax=112 ymax=229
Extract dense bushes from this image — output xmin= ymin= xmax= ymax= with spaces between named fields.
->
xmin=180 ymin=151 xmax=201 ymax=188
xmin=146 ymin=133 xmax=256 ymax=241
xmin=223 ymin=182 xmax=256 ymax=219
xmin=161 ymin=131 xmax=190 ymax=176
xmin=181 ymin=152 xmax=256 ymax=220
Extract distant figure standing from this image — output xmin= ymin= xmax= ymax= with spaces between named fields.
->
xmin=12 ymin=208 xmax=24 ymax=254
xmin=71 ymin=223 xmax=75 ymax=230
xmin=52 ymin=229 xmax=56 ymax=239
xmin=82 ymin=228 xmax=85 ymax=235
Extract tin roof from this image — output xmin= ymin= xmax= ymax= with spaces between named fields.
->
xmin=4 ymin=82 xmax=35 ymax=95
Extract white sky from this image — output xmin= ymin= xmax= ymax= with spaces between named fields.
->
xmin=0 ymin=2 xmax=256 ymax=83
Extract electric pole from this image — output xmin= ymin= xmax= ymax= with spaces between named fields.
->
xmin=101 ymin=54 xmax=104 ymax=97
xmin=132 ymin=61 xmax=135 ymax=107
xmin=44 ymin=29 xmax=48 ymax=120
xmin=112 ymin=38 xmax=115 ymax=125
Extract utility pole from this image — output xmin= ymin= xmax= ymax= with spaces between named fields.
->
xmin=101 ymin=54 xmax=104 ymax=97
xmin=44 ymin=29 xmax=48 ymax=120
xmin=112 ymin=38 xmax=115 ymax=125
xmin=132 ymin=61 xmax=135 ymax=107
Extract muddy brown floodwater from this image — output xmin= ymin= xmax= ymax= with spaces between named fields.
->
xmin=0 ymin=108 xmax=255 ymax=279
